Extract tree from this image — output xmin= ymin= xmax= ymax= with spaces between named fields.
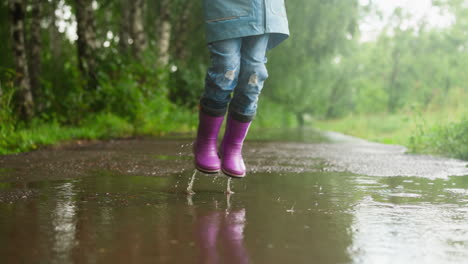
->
xmin=173 ymin=0 xmax=193 ymax=61
xmin=130 ymin=0 xmax=146 ymax=58
xmin=9 ymin=0 xmax=34 ymax=119
xmin=74 ymin=0 xmax=98 ymax=91
xmin=28 ymin=0 xmax=42 ymax=111
xmin=265 ymin=0 xmax=359 ymax=124
xmin=157 ymin=0 xmax=171 ymax=66
xmin=118 ymin=0 xmax=131 ymax=54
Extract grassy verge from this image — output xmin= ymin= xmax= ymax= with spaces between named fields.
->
xmin=0 ymin=97 xmax=298 ymax=155
xmin=1 ymin=93 xmax=466 ymax=161
xmin=314 ymin=107 xmax=468 ymax=160
xmin=0 ymin=111 xmax=197 ymax=155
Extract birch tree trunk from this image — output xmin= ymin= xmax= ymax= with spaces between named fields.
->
xmin=130 ymin=0 xmax=146 ymax=58
xmin=29 ymin=0 xmax=42 ymax=110
xmin=157 ymin=0 xmax=171 ymax=66
xmin=74 ymin=0 xmax=98 ymax=91
xmin=46 ymin=0 xmax=65 ymax=99
xmin=9 ymin=0 xmax=34 ymax=119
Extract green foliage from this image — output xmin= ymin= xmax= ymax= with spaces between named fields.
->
xmin=315 ymin=112 xmax=412 ymax=145
xmin=0 ymin=114 xmax=131 ymax=154
xmin=36 ymin=34 xmax=85 ymax=123
xmin=253 ymin=98 xmax=298 ymax=129
xmin=0 ymin=47 xmax=197 ymax=154
xmin=316 ymin=102 xmax=468 ymax=160
xmin=0 ymin=107 xmax=194 ymax=155
xmin=82 ymin=113 xmax=135 ymax=138
xmin=0 ymin=68 xmax=17 ymax=129
xmin=266 ymin=0 xmax=359 ymax=122
xmin=168 ymin=62 xmax=206 ymax=108
xmin=410 ymin=117 xmax=468 ymax=160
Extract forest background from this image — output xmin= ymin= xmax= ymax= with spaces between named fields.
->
xmin=0 ymin=0 xmax=466 ymax=160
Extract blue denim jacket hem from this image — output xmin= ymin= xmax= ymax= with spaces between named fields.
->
xmin=203 ymin=0 xmax=289 ymax=50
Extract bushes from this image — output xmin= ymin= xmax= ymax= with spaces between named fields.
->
xmin=0 ymin=58 xmax=197 ymax=154
xmin=315 ymin=107 xmax=468 ymax=161
xmin=0 ymin=69 xmax=18 ymax=152
xmin=410 ymin=118 xmax=468 ymax=160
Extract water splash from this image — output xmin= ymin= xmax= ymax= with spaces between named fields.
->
xmin=186 ymin=193 xmax=194 ymax=206
xmin=226 ymin=178 xmax=234 ymax=195
xmin=226 ymin=192 xmax=232 ymax=213
xmin=186 ymin=170 xmax=197 ymax=195
xmin=286 ymin=203 xmax=296 ymax=213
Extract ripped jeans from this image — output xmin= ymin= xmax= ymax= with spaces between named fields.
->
xmin=200 ymin=34 xmax=270 ymax=122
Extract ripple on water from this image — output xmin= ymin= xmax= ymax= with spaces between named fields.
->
xmin=348 ymin=174 xmax=468 ymax=264
xmin=387 ymin=192 xmax=422 ymax=198
xmin=445 ymin=188 xmax=468 ymax=195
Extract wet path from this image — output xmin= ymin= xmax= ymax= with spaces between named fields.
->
xmin=0 ymin=129 xmax=467 ymax=263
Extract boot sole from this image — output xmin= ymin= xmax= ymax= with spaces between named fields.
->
xmin=222 ymin=168 xmax=245 ymax=179
xmin=195 ymin=164 xmax=220 ymax=174
xmin=218 ymin=152 xmax=245 ymax=179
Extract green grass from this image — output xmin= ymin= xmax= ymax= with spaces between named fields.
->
xmin=0 ymin=111 xmax=197 ymax=155
xmin=0 ymin=97 xmax=295 ymax=155
xmin=1 ymin=89 xmax=466 ymax=161
xmin=410 ymin=118 xmax=468 ymax=160
xmin=316 ymin=113 xmax=413 ymax=145
xmin=315 ymin=107 xmax=468 ymax=160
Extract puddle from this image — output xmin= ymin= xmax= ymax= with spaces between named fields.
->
xmin=154 ymin=154 xmax=192 ymax=161
xmin=1 ymin=171 xmax=468 ymax=263
xmin=0 ymin=129 xmax=467 ymax=263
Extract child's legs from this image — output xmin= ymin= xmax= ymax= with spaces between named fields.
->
xmin=200 ymin=38 xmax=242 ymax=117
xmin=229 ymin=34 xmax=270 ymax=122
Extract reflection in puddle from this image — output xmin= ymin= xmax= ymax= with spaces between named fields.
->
xmin=351 ymin=200 xmax=468 ymax=263
xmin=0 ymin=171 xmax=468 ymax=263
xmin=52 ymin=182 xmax=77 ymax=264
xmin=350 ymin=176 xmax=468 ymax=264
xmin=195 ymin=196 xmax=247 ymax=264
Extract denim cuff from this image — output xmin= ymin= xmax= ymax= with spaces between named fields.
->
xmin=229 ymin=110 xmax=254 ymax=123
xmin=200 ymin=105 xmax=227 ymax=117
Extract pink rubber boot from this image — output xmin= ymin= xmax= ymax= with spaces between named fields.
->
xmin=219 ymin=116 xmax=251 ymax=178
xmin=194 ymin=111 xmax=224 ymax=174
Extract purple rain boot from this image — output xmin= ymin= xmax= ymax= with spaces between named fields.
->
xmin=219 ymin=116 xmax=252 ymax=178
xmin=194 ymin=111 xmax=225 ymax=174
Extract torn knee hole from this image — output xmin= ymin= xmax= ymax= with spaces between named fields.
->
xmin=248 ymin=74 xmax=259 ymax=85
xmin=224 ymin=70 xmax=236 ymax=81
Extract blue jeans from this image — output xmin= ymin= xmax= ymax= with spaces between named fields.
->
xmin=200 ymin=34 xmax=270 ymax=122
